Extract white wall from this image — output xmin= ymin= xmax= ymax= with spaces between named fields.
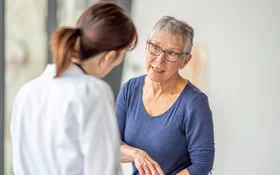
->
xmin=121 ymin=0 xmax=280 ymax=174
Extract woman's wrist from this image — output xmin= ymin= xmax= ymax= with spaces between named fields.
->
xmin=131 ymin=149 xmax=141 ymax=161
xmin=176 ymin=169 xmax=190 ymax=175
xmin=121 ymin=144 xmax=139 ymax=162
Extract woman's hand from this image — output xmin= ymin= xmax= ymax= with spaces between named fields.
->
xmin=132 ymin=149 xmax=165 ymax=175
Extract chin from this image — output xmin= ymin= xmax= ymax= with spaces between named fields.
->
xmin=147 ymin=73 xmax=164 ymax=82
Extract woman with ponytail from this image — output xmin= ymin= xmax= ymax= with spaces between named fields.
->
xmin=10 ymin=2 xmax=137 ymax=175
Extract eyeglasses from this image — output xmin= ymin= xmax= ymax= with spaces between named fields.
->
xmin=147 ymin=41 xmax=189 ymax=63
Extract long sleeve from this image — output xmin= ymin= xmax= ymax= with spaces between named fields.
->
xmin=116 ymin=82 xmax=128 ymax=145
xmin=185 ymin=93 xmax=215 ymax=175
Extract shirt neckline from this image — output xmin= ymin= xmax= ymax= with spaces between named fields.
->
xmin=140 ymin=75 xmax=189 ymax=118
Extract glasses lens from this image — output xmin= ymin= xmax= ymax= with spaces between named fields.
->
xmin=148 ymin=42 xmax=182 ymax=63
xmin=149 ymin=43 xmax=161 ymax=56
xmin=165 ymin=51 xmax=180 ymax=62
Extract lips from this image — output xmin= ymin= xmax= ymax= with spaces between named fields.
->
xmin=151 ymin=66 xmax=164 ymax=73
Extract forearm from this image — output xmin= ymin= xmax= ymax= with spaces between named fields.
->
xmin=120 ymin=144 xmax=138 ymax=163
xmin=176 ymin=169 xmax=190 ymax=175
xmin=121 ymin=144 xmax=165 ymax=175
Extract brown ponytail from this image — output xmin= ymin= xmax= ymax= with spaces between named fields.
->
xmin=50 ymin=2 xmax=138 ymax=77
xmin=50 ymin=27 xmax=80 ymax=77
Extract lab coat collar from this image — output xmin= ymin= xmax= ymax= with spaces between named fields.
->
xmin=43 ymin=63 xmax=86 ymax=76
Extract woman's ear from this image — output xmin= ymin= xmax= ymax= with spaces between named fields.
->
xmin=145 ymin=40 xmax=150 ymax=53
xmin=179 ymin=54 xmax=192 ymax=69
xmin=98 ymin=50 xmax=118 ymax=67
xmin=145 ymin=40 xmax=149 ymax=49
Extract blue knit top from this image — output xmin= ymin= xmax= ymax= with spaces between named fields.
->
xmin=116 ymin=75 xmax=215 ymax=175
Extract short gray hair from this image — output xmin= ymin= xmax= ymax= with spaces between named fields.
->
xmin=150 ymin=16 xmax=194 ymax=53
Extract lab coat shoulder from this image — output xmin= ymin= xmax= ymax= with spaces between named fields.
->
xmin=77 ymin=75 xmax=115 ymax=106
xmin=11 ymin=76 xmax=43 ymax=116
xmin=66 ymin=75 xmax=115 ymax=115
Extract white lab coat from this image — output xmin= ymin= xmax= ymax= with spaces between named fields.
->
xmin=10 ymin=64 xmax=121 ymax=175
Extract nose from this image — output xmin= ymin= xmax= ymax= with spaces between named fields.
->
xmin=155 ymin=51 xmax=166 ymax=63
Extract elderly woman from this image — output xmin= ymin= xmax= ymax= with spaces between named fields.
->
xmin=116 ymin=16 xmax=214 ymax=175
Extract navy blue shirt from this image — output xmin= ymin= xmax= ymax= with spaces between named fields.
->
xmin=116 ymin=75 xmax=214 ymax=175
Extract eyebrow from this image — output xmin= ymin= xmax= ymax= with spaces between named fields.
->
xmin=152 ymin=41 xmax=182 ymax=53
xmin=150 ymin=40 xmax=181 ymax=52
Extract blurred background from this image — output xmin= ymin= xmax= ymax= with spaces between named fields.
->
xmin=0 ymin=0 xmax=279 ymax=174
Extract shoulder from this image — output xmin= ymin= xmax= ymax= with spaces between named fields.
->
xmin=181 ymin=82 xmax=212 ymax=126
xmin=122 ymin=75 xmax=145 ymax=88
xmin=71 ymin=75 xmax=114 ymax=103
xmin=14 ymin=76 xmax=42 ymax=101
xmin=181 ymin=81 xmax=210 ymax=108
xmin=119 ymin=75 xmax=145 ymax=94
xmin=116 ymin=75 xmax=145 ymax=105
xmin=19 ymin=73 xmax=113 ymax=105
xmin=83 ymin=75 xmax=113 ymax=94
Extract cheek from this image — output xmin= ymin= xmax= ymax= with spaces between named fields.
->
xmin=172 ymin=65 xmax=181 ymax=74
xmin=145 ymin=55 xmax=153 ymax=69
xmin=145 ymin=47 xmax=154 ymax=60
xmin=165 ymin=64 xmax=180 ymax=74
xmin=146 ymin=53 xmax=155 ymax=63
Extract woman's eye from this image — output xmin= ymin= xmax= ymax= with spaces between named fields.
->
xmin=153 ymin=45 xmax=159 ymax=49
xmin=168 ymin=51 xmax=177 ymax=56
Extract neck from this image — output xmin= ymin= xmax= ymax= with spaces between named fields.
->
xmin=145 ymin=74 xmax=183 ymax=97
xmin=73 ymin=62 xmax=87 ymax=74
xmin=81 ymin=61 xmax=103 ymax=78
xmin=71 ymin=53 xmax=105 ymax=78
